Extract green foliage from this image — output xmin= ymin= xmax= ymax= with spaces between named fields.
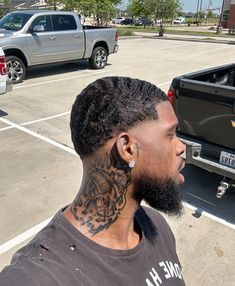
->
xmin=46 ymin=0 xmax=121 ymax=26
xmin=127 ymin=0 xmax=151 ymax=19
xmin=78 ymin=0 xmax=121 ymax=25
xmin=127 ymin=0 xmax=182 ymax=24
xmin=195 ymin=11 xmax=206 ymax=21
xmin=0 ymin=0 xmax=10 ymax=18
xmin=148 ymin=0 xmax=182 ymax=23
xmin=207 ymin=10 xmax=215 ymax=20
xmin=117 ymin=27 xmax=134 ymax=36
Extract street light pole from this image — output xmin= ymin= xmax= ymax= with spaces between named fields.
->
xmin=217 ymin=0 xmax=225 ymax=34
xmin=196 ymin=0 xmax=200 ymax=23
xmin=199 ymin=0 xmax=203 ymax=14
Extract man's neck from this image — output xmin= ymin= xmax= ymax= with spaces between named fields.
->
xmin=63 ymin=151 xmax=141 ymax=249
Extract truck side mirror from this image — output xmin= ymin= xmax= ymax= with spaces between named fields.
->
xmin=32 ymin=24 xmax=45 ymax=33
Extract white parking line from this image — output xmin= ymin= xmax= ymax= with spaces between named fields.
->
xmin=21 ymin=111 xmax=70 ymax=126
xmin=0 ymin=217 xmax=53 ymax=256
xmin=0 ymin=111 xmax=71 ymax=132
xmin=14 ymin=69 xmax=115 ymax=89
xmin=0 ymin=117 xmax=77 ymax=156
xmin=158 ymin=80 xmax=171 ymax=87
xmin=0 ymin=126 xmax=13 ymax=132
xmin=187 ymin=193 xmax=217 ymax=206
xmin=183 ymin=202 xmax=235 ymax=230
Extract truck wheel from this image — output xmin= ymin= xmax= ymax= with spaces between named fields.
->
xmin=6 ymin=56 xmax=26 ymax=84
xmin=89 ymin=47 xmax=108 ymax=69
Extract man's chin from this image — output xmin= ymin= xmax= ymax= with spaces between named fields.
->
xmin=144 ymin=197 xmax=184 ymax=218
xmin=133 ymin=174 xmax=184 ymax=217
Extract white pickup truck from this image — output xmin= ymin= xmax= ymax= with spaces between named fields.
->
xmin=0 ymin=47 xmax=13 ymax=94
xmin=0 ymin=10 xmax=119 ymax=83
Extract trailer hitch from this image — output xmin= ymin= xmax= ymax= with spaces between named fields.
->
xmin=216 ymin=177 xmax=235 ymax=198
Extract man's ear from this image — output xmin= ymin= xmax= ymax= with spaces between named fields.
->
xmin=115 ymin=133 xmax=137 ymax=164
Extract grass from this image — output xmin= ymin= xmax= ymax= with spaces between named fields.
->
xmin=117 ymin=28 xmax=135 ymax=36
xmin=117 ymin=26 xmax=235 ymax=38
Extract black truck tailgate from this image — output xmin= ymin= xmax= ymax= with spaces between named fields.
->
xmin=173 ymin=78 xmax=235 ymax=150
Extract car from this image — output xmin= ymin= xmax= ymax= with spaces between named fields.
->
xmin=154 ymin=19 xmax=162 ymax=25
xmin=120 ymin=18 xmax=134 ymax=25
xmin=112 ymin=17 xmax=125 ymax=24
xmin=134 ymin=18 xmax=153 ymax=26
xmin=0 ymin=10 xmax=119 ymax=83
xmin=0 ymin=48 xmax=12 ymax=95
xmin=173 ymin=17 xmax=185 ymax=24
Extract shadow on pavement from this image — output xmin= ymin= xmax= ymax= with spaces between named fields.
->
xmin=0 ymin=110 xmax=8 ymax=117
xmin=180 ymin=165 xmax=235 ymax=225
xmin=25 ymin=60 xmax=89 ymax=80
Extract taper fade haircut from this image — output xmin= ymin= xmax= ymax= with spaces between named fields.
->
xmin=70 ymin=76 xmax=168 ymax=157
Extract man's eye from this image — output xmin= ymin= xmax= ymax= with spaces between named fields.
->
xmin=168 ymin=127 xmax=180 ymax=137
xmin=168 ymin=131 xmax=176 ymax=137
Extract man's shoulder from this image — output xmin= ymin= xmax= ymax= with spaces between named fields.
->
xmin=0 ymin=258 xmax=53 ymax=286
xmin=0 ymin=245 xmax=83 ymax=286
xmin=0 ymin=208 xmax=81 ymax=286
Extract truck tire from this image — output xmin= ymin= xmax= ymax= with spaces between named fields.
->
xmin=89 ymin=47 xmax=108 ymax=69
xmin=6 ymin=56 xmax=26 ymax=84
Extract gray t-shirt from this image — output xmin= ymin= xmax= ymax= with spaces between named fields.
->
xmin=1 ymin=206 xmax=185 ymax=286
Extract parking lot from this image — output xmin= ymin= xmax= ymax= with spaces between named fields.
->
xmin=0 ymin=37 xmax=235 ymax=285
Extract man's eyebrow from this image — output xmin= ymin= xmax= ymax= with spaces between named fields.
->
xmin=167 ymin=123 xmax=179 ymax=131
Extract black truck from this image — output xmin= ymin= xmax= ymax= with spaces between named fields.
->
xmin=168 ymin=63 xmax=235 ymax=197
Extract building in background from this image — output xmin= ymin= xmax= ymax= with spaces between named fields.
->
xmin=222 ymin=0 xmax=235 ymax=27
xmin=0 ymin=0 xmax=48 ymax=17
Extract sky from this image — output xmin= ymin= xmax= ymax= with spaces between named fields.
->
xmin=180 ymin=0 xmax=223 ymax=12
xmin=122 ymin=0 xmax=224 ymax=13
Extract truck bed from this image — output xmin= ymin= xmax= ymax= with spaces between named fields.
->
xmin=171 ymin=64 xmax=235 ymax=150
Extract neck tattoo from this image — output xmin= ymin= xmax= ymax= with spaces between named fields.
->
xmin=70 ymin=153 xmax=132 ymax=235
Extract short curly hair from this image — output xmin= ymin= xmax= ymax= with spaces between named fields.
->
xmin=70 ymin=76 xmax=168 ymax=157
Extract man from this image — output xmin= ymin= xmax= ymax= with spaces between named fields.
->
xmin=1 ymin=77 xmax=186 ymax=285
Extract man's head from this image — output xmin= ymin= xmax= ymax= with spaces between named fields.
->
xmin=70 ymin=77 xmax=185 ymax=216
xmin=70 ymin=76 xmax=167 ymax=157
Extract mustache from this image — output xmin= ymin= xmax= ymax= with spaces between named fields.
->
xmin=178 ymin=151 xmax=186 ymax=171
xmin=178 ymin=159 xmax=185 ymax=172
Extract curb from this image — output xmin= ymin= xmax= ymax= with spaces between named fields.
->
xmin=144 ymin=35 xmax=235 ymax=45
xmin=118 ymin=35 xmax=143 ymax=40
xmin=119 ymin=34 xmax=235 ymax=45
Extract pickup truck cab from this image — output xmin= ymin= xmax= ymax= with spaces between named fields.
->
xmin=168 ymin=64 xmax=235 ymax=197
xmin=0 ymin=10 xmax=119 ymax=83
xmin=0 ymin=47 xmax=13 ymax=94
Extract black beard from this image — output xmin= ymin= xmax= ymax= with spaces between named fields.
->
xmin=133 ymin=172 xmax=183 ymax=217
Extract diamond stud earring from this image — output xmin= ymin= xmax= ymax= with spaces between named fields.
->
xmin=129 ymin=160 xmax=135 ymax=168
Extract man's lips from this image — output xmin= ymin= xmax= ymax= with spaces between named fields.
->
xmin=178 ymin=160 xmax=185 ymax=184
xmin=178 ymin=160 xmax=185 ymax=172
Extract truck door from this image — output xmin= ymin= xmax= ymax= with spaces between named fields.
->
xmin=51 ymin=14 xmax=85 ymax=61
xmin=26 ymin=15 xmax=61 ymax=65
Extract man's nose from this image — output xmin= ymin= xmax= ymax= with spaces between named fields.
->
xmin=176 ymin=138 xmax=186 ymax=157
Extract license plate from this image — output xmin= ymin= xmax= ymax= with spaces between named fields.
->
xmin=219 ymin=151 xmax=235 ymax=169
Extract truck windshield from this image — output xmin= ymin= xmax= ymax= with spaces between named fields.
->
xmin=0 ymin=13 xmax=32 ymax=31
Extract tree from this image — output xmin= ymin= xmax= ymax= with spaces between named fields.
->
xmin=0 ymin=0 xmax=10 ymax=18
xmin=127 ymin=0 xmax=182 ymax=31
xmin=78 ymin=0 xmax=120 ymax=26
xmin=146 ymin=0 xmax=182 ymax=24
xmin=46 ymin=0 xmax=121 ymax=26
xmin=195 ymin=11 xmax=206 ymax=24
xmin=207 ymin=10 xmax=214 ymax=22
xmin=127 ymin=0 xmax=152 ymax=27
